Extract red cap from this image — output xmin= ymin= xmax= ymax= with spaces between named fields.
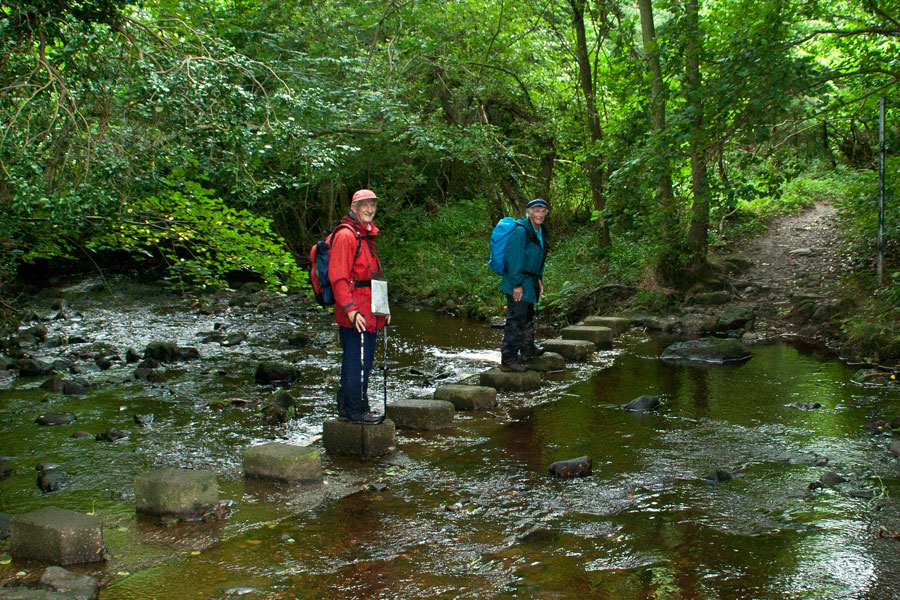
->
xmin=351 ymin=189 xmax=378 ymax=204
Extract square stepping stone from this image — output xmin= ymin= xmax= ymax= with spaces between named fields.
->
xmin=11 ymin=507 xmax=106 ymax=565
xmin=433 ymin=384 xmax=496 ymax=411
xmin=540 ymin=338 xmax=595 ymax=361
xmin=323 ymin=419 xmax=396 ymax=458
xmin=243 ymin=442 xmax=322 ymax=483
xmin=479 ymin=367 xmax=541 ymax=392
xmin=386 ymin=399 xmax=454 ymax=430
xmin=560 ymin=325 xmax=613 ymax=347
xmin=583 ymin=316 xmax=630 ymax=334
xmin=134 ymin=467 xmax=218 ymax=518
xmin=524 ymin=351 xmax=566 ymax=372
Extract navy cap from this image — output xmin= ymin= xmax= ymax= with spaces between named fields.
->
xmin=527 ymin=198 xmax=549 ymax=210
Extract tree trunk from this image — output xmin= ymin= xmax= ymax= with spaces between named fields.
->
xmin=684 ymin=0 xmax=711 ymax=269
xmin=570 ymin=0 xmax=611 ymax=250
xmin=536 ymin=138 xmax=556 ymax=203
xmin=637 ymin=0 xmax=677 ymax=251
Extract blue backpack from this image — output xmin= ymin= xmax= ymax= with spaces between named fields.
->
xmin=488 ymin=217 xmax=522 ymax=275
xmin=308 ymin=224 xmax=362 ymax=307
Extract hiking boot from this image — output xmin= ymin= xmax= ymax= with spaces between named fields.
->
xmin=500 ymin=362 xmax=528 ymax=373
xmin=350 ymin=412 xmax=382 ymax=424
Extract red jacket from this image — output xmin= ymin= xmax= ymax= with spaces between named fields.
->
xmin=328 ymin=215 xmax=387 ymax=332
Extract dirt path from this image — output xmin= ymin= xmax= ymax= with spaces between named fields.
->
xmin=717 ymin=201 xmax=845 ymax=338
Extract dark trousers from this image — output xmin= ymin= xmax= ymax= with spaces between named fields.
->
xmin=338 ymin=326 xmax=377 ymax=419
xmin=501 ymin=294 xmax=535 ymax=365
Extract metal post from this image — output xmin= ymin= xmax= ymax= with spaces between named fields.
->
xmin=878 ymin=96 xmax=886 ymax=286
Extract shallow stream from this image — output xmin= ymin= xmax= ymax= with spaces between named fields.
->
xmin=3 ymin=278 xmax=900 ymax=599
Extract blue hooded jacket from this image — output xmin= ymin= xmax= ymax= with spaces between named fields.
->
xmin=500 ymin=217 xmax=547 ymax=303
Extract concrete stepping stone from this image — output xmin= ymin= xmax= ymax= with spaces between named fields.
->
xmin=386 ymin=399 xmax=454 ymax=430
xmin=134 ymin=467 xmax=218 ymax=518
xmin=524 ymin=351 xmax=566 ymax=372
xmin=10 ymin=506 xmax=106 ymax=565
xmin=541 ymin=338 xmax=595 ymax=361
xmin=560 ymin=325 xmax=613 ymax=347
xmin=433 ymin=384 xmax=497 ymax=411
xmin=323 ymin=419 xmax=396 ymax=458
xmin=243 ymin=442 xmax=321 ymax=483
xmin=583 ymin=316 xmax=630 ymax=334
xmin=479 ymin=367 xmax=541 ymax=392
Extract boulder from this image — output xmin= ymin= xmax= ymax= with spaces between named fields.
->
xmin=62 ymin=380 xmax=89 ymax=396
xmin=0 ymin=458 xmax=12 ymax=481
xmin=622 ymin=395 xmax=661 ymax=413
xmin=548 ymin=456 xmax=592 ymax=479
xmin=254 ymin=362 xmax=300 ymax=386
xmin=560 ymin=325 xmax=613 ymax=348
xmin=433 ymin=384 xmax=497 ymax=411
xmin=691 ymin=291 xmax=731 ymax=306
xmin=523 ymin=352 xmax=566 ymax=372
xmin=40 ymin=566 xmax=99 ymax=600
xmin=10 ymin=507 xmax=107 ymax=565
xmin=702 ymin=470 xmax=732 ymax=482
xmin=582 ymin=316 xmax=630 ymax=334
xmin=385 ymin=399 xmax=454 ymax=430
xmin=479 ymin=367 xmax=541 ymax=392
xmin=37 ymin=469 xmax=67 ymax=493
xmin=323 ymin=419 xmax=396 ymax=458
xmin=143 ymin=341 xmax=200 ymax=363
xmin=134 ymin=468 xmax=218 ymax=518
xmin=717 ymin=306 xmax=754 ymax=331
xmin=243 ymin=442 xmax=322 ymax=483
xmin=35 ymin=412 xmax=76 ymax=426
xmin=15 ymin=358 xmax=56 ymax=377
xmin=540 ymin=338 xmax=595 ymax=361
xmin=660 ymin=337 xmax=752 ymax=365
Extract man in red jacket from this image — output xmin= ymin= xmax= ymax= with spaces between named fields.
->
xmin=329 ymin=189 xmax=390 ymax=423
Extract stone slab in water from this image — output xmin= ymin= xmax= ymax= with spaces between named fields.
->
xmin=134 ymin=467 xmax=218 ymax=517
xmin=323 ymin=419 xmax=396 ymax=457
xmin=243 ymin=442 xmax=321 ymax=483
xmin=40 ymin=566 xmax=99 ymax=600
xmin=479 ymin=367 xmax=541 ymax=392
xmin=433 ymin=384 xmax=497 ymax=411
xmin=582 ymin=316 xmax=630 ymax=334
xmin=540 ymin=338 xmax=595 ymax=361
xmin=660 ymin=337 xmax=752 ymax=364
xmin=524 ymin=352 xmax=566 ymax=372
xmin=560 ymin=325 xmax=613 ymax=347
xmin=386 ymin=399 xmax=454 ymax=430
xmin=10 ymin=507 xmax=106 ymax=565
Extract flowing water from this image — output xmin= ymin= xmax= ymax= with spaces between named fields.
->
xmin=2 ymin=277 xmax=900 ymax=599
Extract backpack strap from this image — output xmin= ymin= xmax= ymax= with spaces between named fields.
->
xmin=329 ymin=223 xmax=363 ymax=265
xmin=517 ymin=221 xmax=547 ymax=278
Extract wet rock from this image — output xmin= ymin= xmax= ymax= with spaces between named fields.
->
xmin=95 ymin=428 xmax=128 ymax=442
xmin=68 ymin=335 xmax=89 ymax=344
xmin=10 ymin=506 xmax=107 ymax=565
xmin=433 ymin=384 xmax=497 ymax=411
xmin=51 ymin=358 xmax=75 ymax=373
xmin=143 ymin=341 xmax=200 ymax=363
xmin=0 ymin=512 xmax=10 ymax=539
xmin=523 ymin=352 xmax=566 ymax=372
xmin=134 ymin=414 xmax=154 ymax=427
xmin=38 ymin=468 xmax=67 ymax=493
xmin=385 ymin=399 xmax=454 ymax=430
xmin=717 ymin=306 xmax=754 ymax=331
xmin=560 ymin=325 xmax=613 ymax=348
xmin=15 ymin=358 xmax=57 ymax=377
xmin=125 ymin=348 xmax=141 ymax=363
xmin=94 ymin=355 xmax=114 ymax=370
xmin=786 ymin=401 xmax=821 ymax=411
xmin=40 ymin=377 xmax=66 ymax=391
xmin=479 ymin=367 xmax=541 ymax=392
xmin=40 ymin=565 xmax=100 ymax=600
xmin=691 ymin=291 xmax=731 ymax=306
xmin=582 ymin=316 xmax=630 ymax=334
xmin=889 ymin=440 xmax=900 ymax=456
xmin=849 ymin=490 xmax=875 ymax=500
xmin=36 ymin=412 xmax=76 ymax=426
xmin=287 ymin=332 xmax=314 ymax=347
xmin=819 ymin=471 xmax=846 ymax=487
xmin=261 ymin=404 xmax=289 ymax=425
xmin=660 ymin=337 xmax=753 ymax=365
xmin=622 ymin=395 xmax=661 ymax=413
xmin=851 ymin=369 xmax=897 ymax=387
xmin=23 ymin=325 xmax=48 ymax=341
xmin=254 ymin=362 xmax=300 ymax=386
xmin=134 ymin=467 xmax=218 ymax=518
xmin=541 ymin=338 xmax=595 ymax=361
xmin=62 ymin=380 xmax=89 ymax=396
xmin=272 ymin=391 xmax=297 ymax=411
xmin=703 ymin=470 xmax=732 ymax=483
xmin=488 ymin=316 xmax=505 ymax=328
xmin=548 ymin=456 xmax=592 ymax=479
xmin=680 ymin=313 xmax=718 ymax=335
xmin=243 ymin=442 xmax=322 ymax=483
xmin=322 ymin=418 xmax=396 ymax=458
xmin=631 ymin=315 xmax=680 ymax=331
xmin=862 ymin=418 xmax=899 ymax=435
xmin=220 ymin=333 xmax=247 ymax=347
xmin=71 ymin=431 xmax=93 ymax=439
xmin=0 ymin=458 xmax=12 ymax=481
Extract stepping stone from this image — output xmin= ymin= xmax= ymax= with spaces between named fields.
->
xmin=433 ymin=384 xmax=497 ymax=411
xmin=10 ymin=506 xmax=106 ymax=565
xmin=541 ymin=338 xmax=595 ymax=361
xmin=41 ymin=566 xmax=100 ymax=600
xmin=385 ymin=399 xmax=454 ymax=430
xmin=524 ymin=352 xmax=566 ymax=372
xmin=243 ymin=442 xmax=322 ymax=483
xmin=583 ymin=316 xmax=630 ymax=335
xmin=479 ymin=367 xmax=541 ymax=392
xmin=323 ymin=419 xmax=396 ymax=458
xmin=560 ymin=325 xmax=613 ymax=348
xmin=134 ymin=468 xmax=218 ymax=517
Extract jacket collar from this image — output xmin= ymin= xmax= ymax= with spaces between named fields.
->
xmin=341 ymin=213 xmax=379 ymax=236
